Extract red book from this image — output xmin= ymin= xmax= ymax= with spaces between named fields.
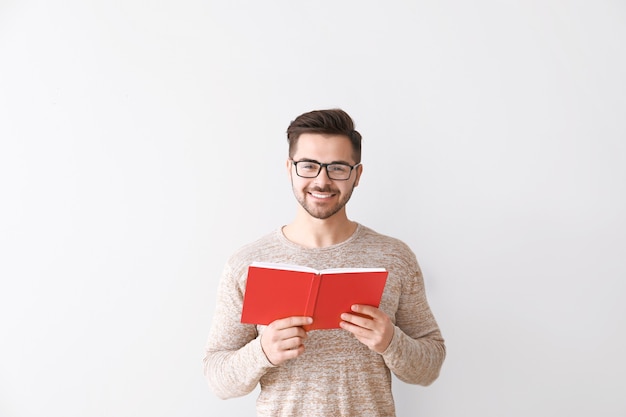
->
xmin=241 ymin=262 xmax=388 ymax=330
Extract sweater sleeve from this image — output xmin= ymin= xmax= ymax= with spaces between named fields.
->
xmin=380 ymin=256 xmax=446 ymax=385
xmin=202 ymin=262 xmax=275 ymax=399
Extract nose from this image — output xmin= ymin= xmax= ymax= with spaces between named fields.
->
xmin=313 ymin=166 xmax=334 ymax=185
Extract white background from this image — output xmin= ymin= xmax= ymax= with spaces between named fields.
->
xmin=1 ymin=1 xmax=625 ymax=416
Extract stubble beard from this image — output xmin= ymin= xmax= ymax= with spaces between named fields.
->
xmin=292 ymin=182 xmax=356 ymax=220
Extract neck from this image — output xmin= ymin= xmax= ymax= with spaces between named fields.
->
xmin=283 ymin=209 xmax=358 ymax=248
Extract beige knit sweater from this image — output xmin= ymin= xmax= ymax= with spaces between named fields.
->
xmin=203 ymin=224 xmax=445 ymax=416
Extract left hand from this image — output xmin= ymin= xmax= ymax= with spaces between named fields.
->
xmin=340 ymin=304 xmax=394 ymax=354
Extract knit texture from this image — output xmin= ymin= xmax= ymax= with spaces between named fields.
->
xmin=203 ymin=224 xmax=445 ymax=417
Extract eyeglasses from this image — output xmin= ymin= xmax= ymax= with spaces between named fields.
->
xmin=291 ymin=159 xmax=361 ymax=181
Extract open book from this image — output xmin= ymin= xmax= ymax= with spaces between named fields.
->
xmin=240 ymin=262 xmax=388 ymax=330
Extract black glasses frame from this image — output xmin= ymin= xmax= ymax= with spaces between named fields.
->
xmin=291 ymin=159 xmax=361 ymax=181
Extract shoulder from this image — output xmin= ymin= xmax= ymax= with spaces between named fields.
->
xmin=225 ymin=229 xmax=284 ymax=273
xmin=354 ymin=224 xmax=420 ymax=271
xmin=356 ymin=224 xmax=414 ymax=253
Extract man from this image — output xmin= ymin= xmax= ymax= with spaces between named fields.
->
xmin=203 ymin=109 xmax=445 ymax=416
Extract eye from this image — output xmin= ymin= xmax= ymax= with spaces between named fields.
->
xmin=328 ymin=164 xmax=349 ymax=173
xmin=299 ymin=162 xmax=319 ymax=171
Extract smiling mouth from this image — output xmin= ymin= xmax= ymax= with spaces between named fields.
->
xmin=309 ymin=191 xmax=335 ymax=199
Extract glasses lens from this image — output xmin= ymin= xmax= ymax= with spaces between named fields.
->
xmin=295 ymin=161 xmax=321 ymax=178
xmin=326 ymin=164 xmax=351 ymax=180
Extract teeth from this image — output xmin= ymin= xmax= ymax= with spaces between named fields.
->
xmin=311 ymin=192 xmax=333 ymax=199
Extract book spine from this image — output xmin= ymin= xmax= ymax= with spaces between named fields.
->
xmin=303 ymin=273 xmax=322 ymax=318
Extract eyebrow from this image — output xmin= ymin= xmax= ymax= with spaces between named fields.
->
xmin=295 ymin=158 xmax=353 ymax=165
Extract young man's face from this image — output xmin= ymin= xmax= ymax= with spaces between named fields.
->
xmin=287 ymin=133 xmax=362 ymax=220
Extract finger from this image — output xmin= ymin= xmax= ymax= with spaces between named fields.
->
xmin=339 ymin=319 xmax=365 ymax=334
xmin=281 ymin=343 xmax=305 ymax=357
xmin=282 ymin=327 xmax=309 ymax=342
xmin=267 ymin=343 xmax=305 ymax=366
xmin=340 ymin=321 xmax=378 ymax=345
xmin=341 ymin=312 xmax=374 ymax=329
xmin=351 ymin=304 xmax=381 ymax=319
xmin=277 ymin=329 xmax=307 ymax=345
xmin=261 ymin=332 xmax=307 ymax=365
xmin=284 ymin=336 xmax=306 ymax=350
xmin=271 ymin=316 xmax=313 ymax=330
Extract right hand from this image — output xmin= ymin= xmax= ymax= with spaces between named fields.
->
xmin=260 ymin=316 xmax=312 ymax=366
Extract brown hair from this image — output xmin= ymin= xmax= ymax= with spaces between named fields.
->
xmin=286 ymin=109 xmax=362 ymax=163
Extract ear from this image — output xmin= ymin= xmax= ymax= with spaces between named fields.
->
xmin=353 ymin=164 xmax=363 ymax=187
xmin=286 ymin=158 xmax=293 ymax=177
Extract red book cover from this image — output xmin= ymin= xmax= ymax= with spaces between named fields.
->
xmin=240 ymin=262 xmax=388 ymax=330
